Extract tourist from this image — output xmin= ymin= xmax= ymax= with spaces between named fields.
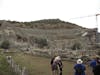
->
xmin=90 ymin=57 xmax=97 ymax=72
xmin=93 ymin=57 xmax=100 ymax=75
xmin=51 ymin=56 xmax=59 ymax=75
xmin=74 ymin=59 xmax=86 ymax=75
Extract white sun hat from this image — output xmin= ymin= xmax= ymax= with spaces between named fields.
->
xmin=54 ymin=56 xmax=61 ymax=62
xmin=77 ymin=59 xmax=83 ymax=64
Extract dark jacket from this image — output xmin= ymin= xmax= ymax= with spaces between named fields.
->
xmin=50 ymin=57 xmax=55 ymax=65
xmin=93 ymin=64 xmax=100 ymax=75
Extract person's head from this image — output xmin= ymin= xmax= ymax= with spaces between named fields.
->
xmin=90 ymin=56 xmax=97 ymax=62
xmin=77 ymin=59 xmax=83 ymax=64
xmin=91 ymin=56 xmax=97 ymax=60
xmin=54 ymin=56 xmax=61 ymax=62
xmin=56 ymin=56 xmax=61 ymax=60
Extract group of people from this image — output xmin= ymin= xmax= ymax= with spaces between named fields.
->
xmin=50 ymin=55 xmax=100 ymax=75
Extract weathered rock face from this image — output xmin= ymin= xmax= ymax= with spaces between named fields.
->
xmin=0 ymin=19 xmax=98 ymax=50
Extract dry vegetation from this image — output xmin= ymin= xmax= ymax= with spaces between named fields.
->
xmin=6 ymin=19 xmax=82 ymax=29
xmin=1 ymin=19 xmax=96 ymax=50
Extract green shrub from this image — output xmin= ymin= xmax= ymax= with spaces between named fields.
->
xmin=0 ymin=55 xmax=15 ymax=75
xmin=71 ymin=42 xmax=82 ymax=50
xmin=34 ymin=38 xmax=48 ymax=48
xmin=1 ymin=40 xmax=10 ymax=49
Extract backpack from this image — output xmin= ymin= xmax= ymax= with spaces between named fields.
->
xmin=75 ymin=66 xmax=83 ymax=74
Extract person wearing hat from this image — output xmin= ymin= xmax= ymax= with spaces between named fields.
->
xmin=50 ymin=55 xmax=63 ymax=75
xmin=74 ymin=59 xmax=86 ymax=75
xmin=54 ymin=56 xmax=63 ymax=75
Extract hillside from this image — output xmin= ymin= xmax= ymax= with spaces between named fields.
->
xmin=0 ymin=19 xmax=97 ymax=50
xmin=5 ymin=19 xmax=83 ymax=29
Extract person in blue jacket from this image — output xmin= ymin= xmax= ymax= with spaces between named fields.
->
xmin=74 ymin=59 xmax=86 ymax=75
xmin=90 ymin=58 xmax=97 ymax=72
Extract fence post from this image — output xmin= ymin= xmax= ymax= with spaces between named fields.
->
xmin=21 ymin=67 xmax=28 ymax=75
xmin=6 ymin=56 xmax=28 ymax=75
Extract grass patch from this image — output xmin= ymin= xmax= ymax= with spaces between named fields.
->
xmin=5 ymin=52 xmax=92 ymax=75
xmin=0 ymin=54 xmax=15 ymax=75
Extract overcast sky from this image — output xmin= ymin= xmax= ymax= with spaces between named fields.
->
xmin=0 ymin=0 xmax=100 ymax=31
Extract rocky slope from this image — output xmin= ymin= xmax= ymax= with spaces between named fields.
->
xmin=0 ymin=19 xmax=97 ymax=50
